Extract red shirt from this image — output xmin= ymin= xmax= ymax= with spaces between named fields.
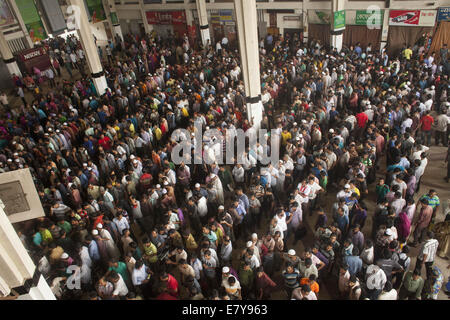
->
xmin=156 ymin=292 xmax=178 ymax=300
xmin=420 ymin=115 xmax=434 ymax=131
xmin=356 ymin=112 xmax=368 ymax=128
xmin=166 ymin=274 xmax=179 ymax=296
xmin=98 ymin=136 xmax=111 ymax=151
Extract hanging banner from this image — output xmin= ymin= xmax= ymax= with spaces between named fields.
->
xmin=333 ymin=10 xmax=345 ymax=30
xmin=308 ymin=10 xmax=331 ymax=25
xmin=355 ymin=10 xmax=384 ymax=26
xmin=0 ymin=0 xmax=14 ymax=26
xmin=86 ymin=0 xmax=107 ymax=23
xmin=15 ymin=0 xmax=47 ymax=42
xmin=437 ymin=7 xmax=450 ymax=21
xmin=389 ymin=10 xmax=420 ymax=26
xmin=146 ymin=11 xmax=186 ymax=25
xmin=110 ymin=12 xmax=119 ymax=25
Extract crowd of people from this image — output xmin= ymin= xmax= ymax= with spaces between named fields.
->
xmin=1 ymin=27 xmax=449 ymax=300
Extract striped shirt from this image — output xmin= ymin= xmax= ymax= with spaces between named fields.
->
xmin=420 ymin=195 xmax=440 ymax=209
xmin=418 ymin=239 xmax=439 ymax=262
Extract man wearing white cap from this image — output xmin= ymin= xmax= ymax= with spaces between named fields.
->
xmin=97 ymin=223 xmax=121 ymax=260
xmin=207 ymin=172 xmax=224 ymax=205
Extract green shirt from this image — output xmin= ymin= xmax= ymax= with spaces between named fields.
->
xmin=57 ymin=221 xmax=72 ymax=234
xmin=420 ymin=195 xmax=440 ymax=209
xmin=239 ymin=268 xmax=254 ymax=289
xmin=109 ymin=262 xmax=130 ymax=282
xmin=403 ymin=271 xmax=424 ymax=298
xmin=143 ymin=243 xmax=157 ymax=264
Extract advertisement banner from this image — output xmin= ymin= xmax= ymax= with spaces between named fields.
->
xmin=437 ymin=7 xmax=450 ymax=21
xmin=146 ymin=11 xmax=186 ymax=25
xmin=111 ymin=12 xmax=119 ymax=25
xmin=333 ymin=10 xmax=345 ymax=30
xmin=86 ymin=0 xmax=107 ymax=23
xmin=355 ymin=10 xmax=383 ymax=26
xmin=389 ymin=10 xmax=420 ymax=26
xmin=15 ymin=0 xmax=47 ymax=42
xmin=418 ymin=10 xmax=437 ymax=26
xmin=0 ymin=0 xmax=14 ymax=26
xmin=309 ymin=10 xmax=331 ymax=25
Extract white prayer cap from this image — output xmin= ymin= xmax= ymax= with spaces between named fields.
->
xmin=218 ymin=205 xmax=224 ymax=210
xmin=156 ymin=184 xmax=161 ymax=188
xmin=97 ymin=223 xmax=103 ymax=229
xmin=344 ymin=184 xmax=351 ymax=189
xmin=61 ymin=253 xmax=69 ymax=259
xmin=162 ymin=189 xmax=167 ymax=194
xmin=251 ymin=233 xmax=258 ymax=240
xmin=163 ymin=181 xmax=169 ymax=186
xmin=92 ymin=229 xmax=99 ymax=235
xmin=222 ymin=267 xmax=230 ymax=273
xmin=288 ymin=249 xmax=296 ymax=256
xmin=195 ymin=183 xmax=200 ymax=188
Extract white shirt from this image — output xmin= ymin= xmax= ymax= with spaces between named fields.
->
xmin=113 ymin=274 xmax=129 ymax=296
xmin=132 ymin=266 xmax=148 ymax=286
xmin=366 ymin=264 xmax=387 ymax=290
xmin=378 ymin=289 xmax=398 ymax=300
xmin=275 ymin=213 xmax=287 ymax=232
xmin=308 ymin=182 xmax=322 ymax=200
xmin=419 ymin=239 xmax=439 ymax=262
xmin=197 ymin=196 xmax=208 ymax=217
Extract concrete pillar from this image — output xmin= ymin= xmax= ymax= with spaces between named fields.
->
xmin=8 ymin=0 xmax=33 ymax=48
xmin=196 ymin=0 xmax=211 ymax=47
xmin=0 ymin=204 xmax=55 ymax=299
xmin=69 ymin=0 xmax=108 ymax=96
xmin=106 ymin=0 xmax=124 ymax=42
xmin=302 ymin=0 xmax=309 ymax=44
xmin=380 ymin=9 xmax=389 ymax=52
xmin=234 ymin=0 xmax=263 ymax=128
xmin=330 ymin=0 xmax=345 ymax=52
xmin=139 ymin=0 xmax=153 ymax=35
xmin=0 ymin=31 xmax=22 ymax=78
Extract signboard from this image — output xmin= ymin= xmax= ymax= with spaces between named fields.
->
xmin=389 ymin=10 xmax=420 ymax=25
xmin=418 ymin=10 xmax=437 ymax=26
xmin=86 ymin=0 xmax=106 ymax=23
xmin=146 ymin=11 xmax=186 ymax=25
xmin=309 ymin=10 xmax=331 ymax=25
xmin=219 ymin=10 xmax=233 ymax=22
xmin=355 ymin=10 xmax=383 ymax=27
xmin=15 ymin=0 xmax=47 ymax=42
xmin=17 ymin=47 xmax=46 ymax=62
xmin=333 ymin=10 xmax=345 ymax=30
xmin=41 ymin=0 xmax=67 ymax=34
xmin=0 ymin=0 xmax=14 ymax=26
xmin=0 ymin=169 xmax=45 ymax=224
xmin=389 ymin=10 xmax=436 ymax=26
xmin=438 ymin=7 xmax=450 ymax=21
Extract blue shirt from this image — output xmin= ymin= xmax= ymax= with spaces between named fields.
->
xmin=335 ymin=214 xmax=349 ymax=233
xmin=344 ymin=255 xmax=363 ymax=276
xmin=89 ymin=240 xmax=100 ymax=261
xmin=239 ymin=194 xmax=249 ymax=212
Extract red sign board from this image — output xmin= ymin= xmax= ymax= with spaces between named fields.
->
xmin=146 ymin=11 xmax=186 ymax=25
xmin=389 ymin=10 xmax=420 ymax=25
xmin=17 ymin=47 xmax=47 ymax=62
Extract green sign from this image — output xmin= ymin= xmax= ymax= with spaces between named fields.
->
xmin=86 ymin=0 xmax=106 ymax=23
xmin=315 ymin=11 xmax=331 ymax=24
xmin=333 ymin=10 xmax=345 ymax=30
xmin=16 ymin=0 xmax=47 ymax=42
xmin=111 ymin=12 xmax=119 ymax=25
xmin=356 ymin=10 xmax=384 ymax=26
